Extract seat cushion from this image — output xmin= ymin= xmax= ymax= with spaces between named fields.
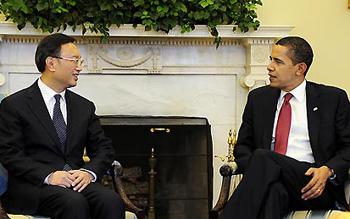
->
xmin=8 ymin=216 xmax=48 ymax=219
xmin=8 ymin=211 xmax=137 ymax=219
xmin=284 ymin=210 xmax=350 ymax=219
xmin=126 ymin=211 xmax=138 ymax=219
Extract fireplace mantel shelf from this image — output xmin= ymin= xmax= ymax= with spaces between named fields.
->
xmin=100 ymin=115 xmax=208 ymax=126
xmin=0 ymin=21 xmax=293 ymax=39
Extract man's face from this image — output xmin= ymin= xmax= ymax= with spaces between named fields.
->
xmin=267 ymin=45 xmax=304 ymax=92
xmin=52 ymin=43 xmax=82 ymax=90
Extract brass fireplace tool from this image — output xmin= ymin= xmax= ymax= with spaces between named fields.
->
xmin=148 ymin=147 xmax=156 ymax=219
xmin=215 ymin=130 xmax=238 ymax=169
xmin=147 ymin=127 xmax=170 ymax=219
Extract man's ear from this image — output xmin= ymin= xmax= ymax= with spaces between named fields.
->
xmin=296 ymin=62 xmax=307 ymax=76
xmin=45 ymin=57 xmax=56 ymax=72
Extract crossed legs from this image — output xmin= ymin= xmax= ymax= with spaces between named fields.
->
xmin=219 ymin=149 xmax=338 ymax=219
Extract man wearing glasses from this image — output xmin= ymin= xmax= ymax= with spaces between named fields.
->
xmin=0 ymin=33 xmax=124 ymax=219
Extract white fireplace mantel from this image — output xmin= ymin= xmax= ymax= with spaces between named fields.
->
xmin=0 ymin=22 xmax=292 ymax=38
xmin=0 ymin=21 xmax=293 ymax=204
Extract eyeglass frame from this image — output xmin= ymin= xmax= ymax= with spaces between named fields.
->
xmin=50 ymin=55 xmax=84 ymax=67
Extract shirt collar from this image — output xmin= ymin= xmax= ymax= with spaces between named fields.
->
xmin=37 ymin=78 xmax=66 ymax=102
xmin=280 ymin=80 xmax=306 ymax=102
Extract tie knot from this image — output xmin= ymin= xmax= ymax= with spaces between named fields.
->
xmin=284 ymin=93 xmax=293 ymax=102
xmin=54 ymin=94 xmax=61 ymax=103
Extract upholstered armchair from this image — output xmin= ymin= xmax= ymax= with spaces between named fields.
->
xmin=210 ymin=162 xmax=350 ymax=219
xmin=0 ymin=161 xmax=145 ymax=219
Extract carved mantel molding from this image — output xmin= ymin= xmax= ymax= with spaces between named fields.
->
xmin=241 ymin=38 xmax=275 ymax=90
xmin=0 ymin=21 xmax=293 ymax=87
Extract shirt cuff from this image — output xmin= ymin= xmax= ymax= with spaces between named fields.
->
xmin=327 ymin=167 xmax=339 ymax=186
xmin=329 ymin=168 xmax=336 ymax=180
xmin=44 ymin=172 xmax=53 ymax=185
xmin=80 ymin=168 xmax=97 ymax=182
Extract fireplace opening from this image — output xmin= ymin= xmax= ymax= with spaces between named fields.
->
xmin=100 ymin=116 xmax=213 ymax=219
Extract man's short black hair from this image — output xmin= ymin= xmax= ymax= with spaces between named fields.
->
xmin=35 ymin=33 xmax=76 ymax=73
xmin=276 ymin=36 xmax=314 ymax=74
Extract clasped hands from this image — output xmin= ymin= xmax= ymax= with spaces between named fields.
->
xmin=48 ymin=170 xmax=93 ymax=192
xmin=301 ymin=165 xmax=332 ymax=200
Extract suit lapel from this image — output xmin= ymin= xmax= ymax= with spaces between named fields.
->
xmin=263 ymin=88 xmax=280 ymax=149
xmin=306 ymin=82 xmax=320 ymax=153
xmin=26 ymin=82 xmax=63 ymax=153
xmin=65 ymin=90 xmax=77 ymax=154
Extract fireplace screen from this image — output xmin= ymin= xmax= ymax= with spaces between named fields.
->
xmin=100 ymin=116 xmax=213 ymax=219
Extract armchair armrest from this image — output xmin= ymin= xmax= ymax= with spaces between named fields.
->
xmin=210 ymin=162 xmax=238 ymax=219
xmin=109 ymin=161 xmax=145 ymax=219
xmin=0 ymin=203 xmax=9 ymax=219
xmin=0 ymin=164 xmax=9 ymax=219
xmin=344 ymin=177 xmax=350 ymax=209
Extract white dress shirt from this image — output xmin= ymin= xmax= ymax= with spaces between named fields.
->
xmin=271 ymin=80 xmax=315 ymax=163
xmin=38 ymin=78 xmax=67 ymax=124
xmin=37 ymin=78 xmax=96 ymax=183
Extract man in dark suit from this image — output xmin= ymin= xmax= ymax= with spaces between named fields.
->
xmin=219 ymin=36 xmax=350 ymax=219
xmin=0 ymin=33 xmax=125 ymax=219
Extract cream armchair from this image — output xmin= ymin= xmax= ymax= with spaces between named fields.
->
xmin=210 ymin=162 xmax=350 ymax=219
xmin=0 ymin=161 xmax=144 ymax=219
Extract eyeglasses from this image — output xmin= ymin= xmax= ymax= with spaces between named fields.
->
xmin=51 ymin=56 xmax=84 ymax=67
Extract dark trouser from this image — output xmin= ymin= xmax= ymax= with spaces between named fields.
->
xmin=36 ymin=183 xmax=125 ymax=219
xmin=219 ymin=149 xmax=344 ymax=219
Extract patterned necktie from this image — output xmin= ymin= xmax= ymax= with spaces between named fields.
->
xmin=274 ymin=93 xmax=293 ymax=155
xmin=53 ymin=94 xmax=66 ymax=152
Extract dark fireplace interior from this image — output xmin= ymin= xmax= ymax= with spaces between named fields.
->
xmin=100 ymin=116 xmax=213 ymax=219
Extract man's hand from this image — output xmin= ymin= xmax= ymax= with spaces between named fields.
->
xmin=301 ymin=166 xmax=332 ymax=200
xmin=69 ymin=170 xmax=94 ymax=192
xmin=48 ymin=171 xmax=75 ymax=188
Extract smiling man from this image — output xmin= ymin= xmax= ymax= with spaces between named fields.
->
xmin=219 ymin=36 xmax=350 ymax=219
xmin=0 ymin=33 xmax=124 ymax=219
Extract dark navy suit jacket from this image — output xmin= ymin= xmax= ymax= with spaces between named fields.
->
xmin=234 ymin=81 xmax=350 ymax=205
xmin=0 ymin=81 xmax=115 ymax=214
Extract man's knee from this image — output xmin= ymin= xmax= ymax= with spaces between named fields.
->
xmin=100 ymin=191 xmax=125 ymax=211
xmin=248 ymin=149 xmax=282 ymax=173
xmin=63 ymin=192 xmax=89 ymax=211
xmin=88 ymin=188 xmax=125 ymax=219
xmin=38 ymin=186 xmax=90 ymax=218
xmin=269 ymin=181 xmax=288 ymax=196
